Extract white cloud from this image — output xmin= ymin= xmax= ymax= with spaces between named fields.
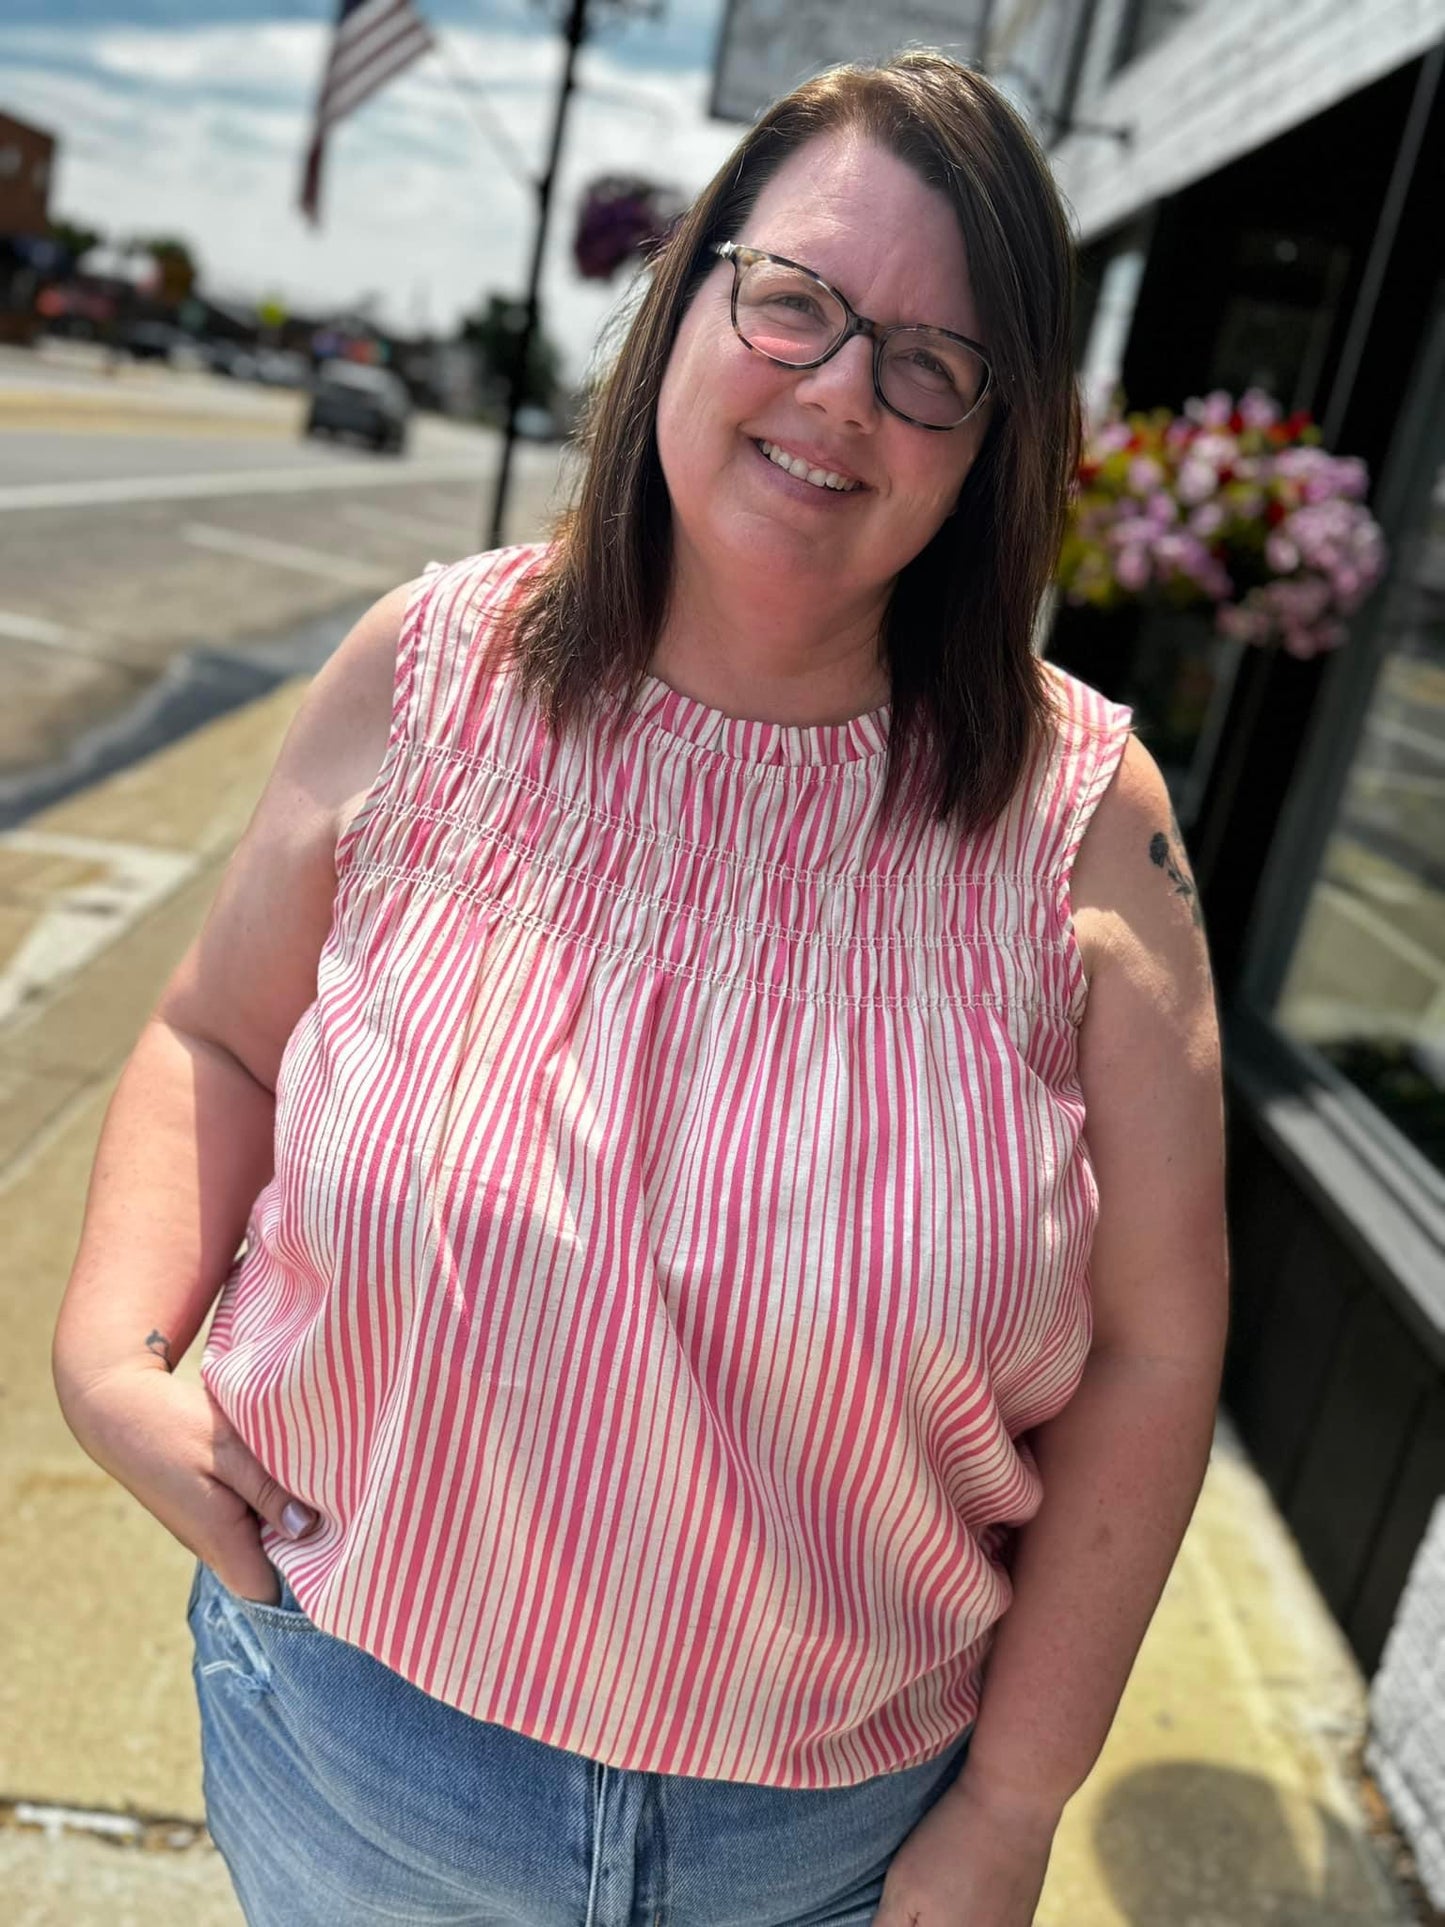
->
xmin=0 ymin=20 xmax=743 ymax=376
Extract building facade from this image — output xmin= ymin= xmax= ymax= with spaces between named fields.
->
xmin=0 ymin=109 xmax=57 ymax=345
xmin=985 ymin=0 xmax=1445 ymax=1895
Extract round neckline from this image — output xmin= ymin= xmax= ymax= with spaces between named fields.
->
xmin=632 ymin=673 xmax=890 ymax=768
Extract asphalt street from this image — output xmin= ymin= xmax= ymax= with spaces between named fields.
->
xmin=0 ymin=341 xmax=574 ymax=804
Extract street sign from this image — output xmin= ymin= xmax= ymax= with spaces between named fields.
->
xmin=710 ymin=0 xmax=991 ymax=124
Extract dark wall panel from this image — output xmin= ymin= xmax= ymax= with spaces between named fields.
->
xmin=1346 ymin=1385 xmax=1445 ymax=1673
xmin=1285 ymin=1290 xmax=1435 ymax=1628
xmin=1223 ymin=1096 xmax=1444 ymax=1672
xmin=1224 ymin=1118 xmax=1363 ymax=1496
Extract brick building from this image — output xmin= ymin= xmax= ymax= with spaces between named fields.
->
xmin=0 ymin=108 xmax=57 ymax=344
xmin=983 ymin=0 xmax=1445 ymax=1896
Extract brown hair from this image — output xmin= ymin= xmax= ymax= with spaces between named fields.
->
xmin=506 ymin=51 xmax=1079 ymax=832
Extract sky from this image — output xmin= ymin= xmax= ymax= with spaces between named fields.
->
xmin=0 ymin=1 xmax=746 ymax=376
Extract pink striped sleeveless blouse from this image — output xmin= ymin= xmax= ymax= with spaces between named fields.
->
xmin=201 ymin=543 xmax=1135 ymax=1788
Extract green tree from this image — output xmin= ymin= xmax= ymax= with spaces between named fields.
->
xmin=47 ymin=218 xmax=102 ymax=262
xmin=460 ymin=294 xmax=561 ymax=413
xmin=132 ymin=236 xmax=200 ymax=306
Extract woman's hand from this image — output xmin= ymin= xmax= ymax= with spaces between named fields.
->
xmin=58 ymin=1363 xmax=318 ymax=1605
xmin=873 ymin=1777 xmax=1059 ymax=1927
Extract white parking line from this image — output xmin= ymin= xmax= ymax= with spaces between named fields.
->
xmin=0 ymin=609 xmax=103 ymax=652
xmin=0 ymin=455 xmax=487 ymax=513
xmin=181 ymin=522 xmax=391 ymax=586
xmin=0 ymin=831 xmax=198 ymax=1029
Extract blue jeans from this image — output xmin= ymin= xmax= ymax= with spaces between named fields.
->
xmin=187 ymin=1560 xmax=973 ymax=1926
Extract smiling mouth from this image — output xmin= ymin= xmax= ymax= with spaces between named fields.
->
xmin=755 ymin=440 xmax=863 ymax=493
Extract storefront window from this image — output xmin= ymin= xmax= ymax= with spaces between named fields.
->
xmin=1276 ymin=391 xmax=1445 ymax=1176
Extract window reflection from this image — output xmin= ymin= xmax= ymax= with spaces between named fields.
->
xmin=1277 ymin=451 xmax=1445 ymax=1174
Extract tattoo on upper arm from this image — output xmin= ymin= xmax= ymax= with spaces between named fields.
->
xmin=1147 ymin=817 xmax=1204 ymax=928
xmin=145 ymin=1329 xmax=174 ymax=1372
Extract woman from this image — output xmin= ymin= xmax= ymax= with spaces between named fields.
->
xmin=53 ymin=52 xmax=1226 ymax=1927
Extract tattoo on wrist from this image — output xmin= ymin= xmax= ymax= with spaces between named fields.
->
xmin=144 ymin=1329 xmax=174 ymax=1372
xmin=1148 ymin=821 xmax=1203 ymax=929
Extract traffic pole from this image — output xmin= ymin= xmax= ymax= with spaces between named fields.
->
xmin=486 ymin=0 xmax=590 ymax=550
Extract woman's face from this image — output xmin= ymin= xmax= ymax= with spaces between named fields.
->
xmin=655 ymin=130 xmax=991 ymax=623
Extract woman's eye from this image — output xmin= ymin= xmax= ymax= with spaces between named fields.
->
xmin=901 ymin=349 xmax=958 ymax=390
xmin=766 ymin=291 xmax=824 ymax=319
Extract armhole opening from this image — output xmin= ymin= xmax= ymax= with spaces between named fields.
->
xmin=1057 ymin=705 xmax=1135 ymax=1026
xmin=332 ymin=562 xmax=438 ymax=878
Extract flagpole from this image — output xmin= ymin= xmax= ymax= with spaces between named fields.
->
xmin=487 ymin=0 xmax=590 ymax=550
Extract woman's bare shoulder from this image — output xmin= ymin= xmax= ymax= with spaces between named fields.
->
xmin=298 ymin=576 xmax=416 ymax=841
xmin=1067 ymin=735 xmax=1227 ymax=1360
xmin=1066 ymin=733 xmax=1211 ymax=991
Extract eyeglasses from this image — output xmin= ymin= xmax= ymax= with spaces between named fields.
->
xmin=710 ymin=242 xmax=993 ymax=432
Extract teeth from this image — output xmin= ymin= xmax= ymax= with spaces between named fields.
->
xmin=759 ymin=441 xmax=858 ymax=492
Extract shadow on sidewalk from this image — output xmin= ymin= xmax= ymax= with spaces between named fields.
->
xmin=1094 ymin=1761 xmax=1397 ymax=1922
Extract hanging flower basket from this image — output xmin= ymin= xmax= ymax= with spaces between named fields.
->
xmin=572 ymin=176 xmax=685 ymax=282
xmin=1058 ymin=389 xmax=1388 ymax=660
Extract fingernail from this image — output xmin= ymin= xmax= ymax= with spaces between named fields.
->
xmin=281 ymin=1501 xmax=316 ymax=1538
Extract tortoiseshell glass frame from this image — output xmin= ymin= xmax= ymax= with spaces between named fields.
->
xmin=710 ymin=241 xmax=994 ymax=431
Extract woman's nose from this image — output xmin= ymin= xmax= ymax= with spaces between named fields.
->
xmin=792 ymin=333 xmax=880 ymax=429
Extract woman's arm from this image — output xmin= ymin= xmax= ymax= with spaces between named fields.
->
xmin=877 ymin=733 xmax=1228 ymax=1925
xmin=51 ymin=582 xmax=409 ymax=1597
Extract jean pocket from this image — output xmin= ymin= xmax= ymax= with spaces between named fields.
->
xmin=230 ymin=1564 xmax=318 ymax=1631
xmin=192 ymin=1564 xmax=276 ymax=1697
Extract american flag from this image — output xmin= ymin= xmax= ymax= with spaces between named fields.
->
xmin=299 ymin=0 xmax=435 ymax=223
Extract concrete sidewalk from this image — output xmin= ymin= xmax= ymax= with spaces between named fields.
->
xmin=0 ymin=678 xmax=1422 ymax=1924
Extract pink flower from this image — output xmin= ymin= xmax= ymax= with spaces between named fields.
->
xmin=1116 ymin=547 xmax=1151 ymax=593
xmin=1128 ymin=455 xmax=1165 ymax=494
xmin=1092 ymin=421 xmax=1134 ymax=457
xmin=1266 ymin=531 xmax=1300 ymax=573
xmin=1109 ymin=514 xmax=1158 ymax=549
xmin=1151 ymin=532 xmax=1231 ymax=599
xmin=1186 ymin=390 xmax=1235 ymax=429
xmin=1192 ymin=431 xmax=1238 ymax=469
xmin=1239 ymin=389 xmax=1281 ymax=429
xmin=1189 ymin=501 xmax=1225 ymax=538
xmin=1177 ymin=460 xmax=1219 ymax=505
xmin=1332 ymin=456 xmax=1369 ymax=501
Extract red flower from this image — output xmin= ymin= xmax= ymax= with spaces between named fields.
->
xmin=1265 ymin=499 xmax=1287 ymax=527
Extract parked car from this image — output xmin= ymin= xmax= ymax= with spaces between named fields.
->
xmin=254 ymin=348 xmax=311 ymax=388
xmin=305 ymin=360 xmax=411 ymax=453
xmin=120 ymin=320 xmax=186 ymax=361
xmin=204 ymin=338 xmax=260 ymax=381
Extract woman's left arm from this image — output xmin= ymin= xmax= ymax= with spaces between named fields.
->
xmin=877 ymin=733 xmax=1229 ymax=1926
